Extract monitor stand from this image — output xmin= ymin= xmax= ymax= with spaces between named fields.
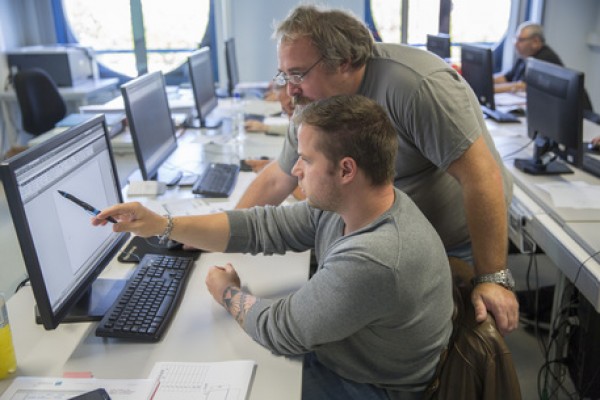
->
xmin=35 ymin=278 xmax=127 ymax=324
xmin=514 ymin=158 xmax=574 ymax=175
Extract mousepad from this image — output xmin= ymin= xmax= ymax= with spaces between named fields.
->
xmin=118 ymin=236 xmax=201 ymax=263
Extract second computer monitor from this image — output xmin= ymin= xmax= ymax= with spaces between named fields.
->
xmin=188 ymin=47 xmax=220 ymax=128
xmin=426 ymin=33 xmax=451 ymax=60
xmin=461 ymin=43 xmax=496 ymax=110
xmin=121 ymin=71 xmax=178 ymax=181
xmin=514 ymin=58 xmax=584 ymax=174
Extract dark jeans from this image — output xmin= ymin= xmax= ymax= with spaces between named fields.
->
xmin=302 ymin=353 xmax=391 ymax=400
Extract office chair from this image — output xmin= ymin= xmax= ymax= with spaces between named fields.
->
xmin=424 ymin=257 xmax=522 ymax=400
xmin=13 ymin=67 xmax=67 ymax=136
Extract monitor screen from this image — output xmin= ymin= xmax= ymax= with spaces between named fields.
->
xmin=0 ymin=115 xmax=129 ymax=330
xmin=225 ymin=38 xmax=239 ymax=97
xmin=426 ymin=33 xmax=451 ymax=60
xmin=514 ymin=58 xmax=584 ymax=174
xmin=461 ymin=44 xmax=496 ymax=110
xmin=188 ymin=47 xmax=220 ymax=127
xmin=121 ymin=71 xmax=178 ymax=181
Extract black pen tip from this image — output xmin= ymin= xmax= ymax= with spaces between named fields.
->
xmin=58 ymin=190 xmax=66 ymax=196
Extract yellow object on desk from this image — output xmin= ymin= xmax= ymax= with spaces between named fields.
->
xmin=0 ymin=293 xmax=17 ymax=379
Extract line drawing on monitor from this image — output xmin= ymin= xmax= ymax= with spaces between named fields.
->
xmin=426 ymin=33 xmax=451 ymax=60
xmin=461 ymin=43 xmax=496 ymax=110
xmin=187 ymin=47 xmax=221 ymax=128
xmin=121 ymin=71 xmax=180 ymax=183
xmin=514 ymin=58 xmax=584 ymax=175
xmin=0 ymin=115 xmax=129 ymax=329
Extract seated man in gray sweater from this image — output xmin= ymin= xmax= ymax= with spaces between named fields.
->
xmin=93 ymin=95 xmax=454 ymax=400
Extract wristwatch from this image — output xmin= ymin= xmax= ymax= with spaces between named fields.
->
xmin=472 ymin=269 xmax=515 ymax=291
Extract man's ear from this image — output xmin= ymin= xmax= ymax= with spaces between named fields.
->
xmin=338 ymin=60 xmax=353 ymax=74
xmin=339 ymin=157 xmax=357 ymax=180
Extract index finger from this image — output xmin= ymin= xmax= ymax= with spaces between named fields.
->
xmin=94 ymin=202 xmax=139 ymax=223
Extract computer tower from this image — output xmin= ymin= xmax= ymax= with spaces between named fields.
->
xmin=568 ymin=297 xmax=600 ymax=398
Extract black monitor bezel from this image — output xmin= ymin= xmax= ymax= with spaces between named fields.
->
xmin=225 ymin=38 xmax=239 ymax=97
xmin=121 ymin=71 xmax=178 ymax=181
xmin=0 ymin=115 xmax=130 ymax=329
xmin=188 ymin=47 xmax=219 ymax=127
xmin=426 ymin=33 xmax=451 ymax=60
xmin=524 ymin=57 xmax=584 ymax=170
xmin=460 ymin=43 xmax=496 ymax=110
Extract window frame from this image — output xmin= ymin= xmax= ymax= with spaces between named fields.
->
xmin=51 ymin=0 xmax=217 ymax=85
xmin=365 ymin=0 xmax=538 ymax=73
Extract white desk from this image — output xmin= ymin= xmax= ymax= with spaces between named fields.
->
xmin=487 ymin=118 xmax=600 ymax=310
xmin=0 ymin=78 xmax=119 ymax=153
xmin=1 ymin=251 xmax=309 ymax=399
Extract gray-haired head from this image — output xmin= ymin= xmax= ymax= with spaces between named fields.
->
xmin=517 ymin=21 xmax=545 ymax=44
xmin=273 ymin=5 xmax=375 ymax=72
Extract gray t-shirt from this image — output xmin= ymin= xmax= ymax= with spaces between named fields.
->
xmin=225 ymin=189 xmax=454 ymax=394
xmin=278 ymin=43 xmax=512 ymax=250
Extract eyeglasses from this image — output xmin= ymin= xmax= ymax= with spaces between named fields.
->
xmin=514 ymin=36 xmax=533 ymax=43
xmin=273 ymin=57 xmax=323 ymax=86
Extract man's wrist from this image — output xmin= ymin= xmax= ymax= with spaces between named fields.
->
xmin=472 ymin=268 xmax=515 ymax=291
xmin=158 ymin=214 xmax=174 ymax=244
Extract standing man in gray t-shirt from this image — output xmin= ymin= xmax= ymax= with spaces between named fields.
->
xmin=235 ymin=5 xmax=518 ymax=335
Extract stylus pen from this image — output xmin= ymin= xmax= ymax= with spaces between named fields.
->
xmin=58 ymin=190 xmax=117 ymax=223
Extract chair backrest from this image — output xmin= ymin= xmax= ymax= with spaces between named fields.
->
xmin=13 ymin=67 xmax=67 ymax=136
xmin=424 ymin=257 xmax=522 ymax=400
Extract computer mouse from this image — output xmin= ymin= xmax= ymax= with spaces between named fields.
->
xmin=166 ymin=240 xmax=183 ymax=250
xmin=588 ymin=142 xmax=600 ymax=153
xmin=239 ymin=159 xmax=253 ymax=172
xmin=507 ymin=107 xmax=526 ymax=116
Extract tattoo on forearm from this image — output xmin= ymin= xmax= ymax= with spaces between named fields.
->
xmin=222 ymin=286 xmax=257 ymax=327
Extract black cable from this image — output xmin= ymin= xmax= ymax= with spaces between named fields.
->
xmin=538 ymin=283 xmax=579 ymax=399
xmin=14 ymin=276 xmax=30 ymax=293
xmin=570 ymin=249 xmax=600 ymax=289
xmin=501 ymin=137 xmax=535 ymax=161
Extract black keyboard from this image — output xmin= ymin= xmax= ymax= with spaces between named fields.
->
xmin=481 ymin=105 xmax=520 ymax=123
xmin=96 ymin=254 xmax=194 ymax=342
xmin=192 ymin=163 xmax=240 ymax=198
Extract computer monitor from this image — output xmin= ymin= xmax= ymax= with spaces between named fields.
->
xmin=426 ymin=33 xmax=451 ymax=60
xmin=187 ymin=47 xmax=221 ymax=128
xmin=0 ymin=115 xmax=129 ymax=330
xmin=461 ymin=43 xmax=496 ymax=110
xmin=224 ymin=38 xmax=240 ymax=97
xmin=121 ymin=71 xmax=179 ymax=182
xmin=514 ymin=58 xmax=584 ymax=175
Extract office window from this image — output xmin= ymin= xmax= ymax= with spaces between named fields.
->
xmin=370 ymin=0 xmax=511 ymax=46
xmin=61 ymin=0 xmax=210 ymax=78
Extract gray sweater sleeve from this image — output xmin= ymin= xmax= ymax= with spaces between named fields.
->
xmin=224 ymin=202 xmax=317 ymax=255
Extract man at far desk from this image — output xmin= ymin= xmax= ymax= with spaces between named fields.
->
xmin=494 ymin=21 xmax=563 ymax=94
xmin=93 ymin=95 xmax=454 ymax=400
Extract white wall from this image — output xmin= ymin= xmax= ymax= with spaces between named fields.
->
xmin=543 ymin=0 xmax=600 ymax=111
